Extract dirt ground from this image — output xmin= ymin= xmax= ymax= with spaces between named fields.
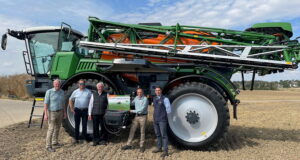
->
xmin=0 ymin=99 xmax=43 ymax=128
xmin=0 ymin=90 xmax=299 ymax=160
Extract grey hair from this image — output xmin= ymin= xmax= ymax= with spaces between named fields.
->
xmin=53 ymin=79 xmax=61 ymax=84
xmin=96 ymin=82 xmax=104 ymax=87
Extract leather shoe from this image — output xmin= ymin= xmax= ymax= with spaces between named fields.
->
xmin=52 ymin=143 xmax=63 ymax=147
xmin=91 ymin=142 xmax=98 ymax=146
xmin=121 ymin=145 xmax=132 ymax=150
xmin=72 ymin=139 xmax=79 ymax=145
xmin=99 ymin=140 xmax=107 ymax=145
xmin=160 ymin=151 xmax=169 ymax=157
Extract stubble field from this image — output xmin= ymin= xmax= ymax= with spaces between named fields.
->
xmin=0 ymin=89 xmax=299 ymax=160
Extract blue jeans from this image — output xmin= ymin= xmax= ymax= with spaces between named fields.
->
xmin=153 ymin=121 xmax=168 ymax=151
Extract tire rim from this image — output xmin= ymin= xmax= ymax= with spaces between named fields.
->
xmin=168 ymin=93 xmax=218 ymax=143
xmin=67 ymin=106 xmax=98 ymax=134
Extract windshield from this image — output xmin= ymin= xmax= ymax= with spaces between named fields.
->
xmin=28 ymin=32 xmax=59 ymax=75
xmin=28 ymin=30 xmax=83 ymax=75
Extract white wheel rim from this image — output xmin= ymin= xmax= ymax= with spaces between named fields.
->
xmin=168 ymin=93 xmax=218 ymax=143
xmin=67 ymin=106 xmax=96 ymax=134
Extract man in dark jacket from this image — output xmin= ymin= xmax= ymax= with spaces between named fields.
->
xmin=152 ymin=86 xmax=171 ymax=157
xmin=88 ymin=82 xmax=109 ymax=146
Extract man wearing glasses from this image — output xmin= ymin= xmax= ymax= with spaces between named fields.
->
xmin=69 ymin=79 xmax=92 ymax=144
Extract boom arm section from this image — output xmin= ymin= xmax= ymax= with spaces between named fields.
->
xmin=83 ymin=17 xmax=300 ymax=75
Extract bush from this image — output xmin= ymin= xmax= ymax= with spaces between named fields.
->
xmin=0 ymin=74 xmax=32 ymax=99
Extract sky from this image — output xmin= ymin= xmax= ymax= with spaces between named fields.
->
xmin=1 ymin=0 xmax=300 ymax=81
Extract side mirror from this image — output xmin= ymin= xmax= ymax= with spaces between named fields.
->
xmin=1 ymin=33 xmax=7 ymax=50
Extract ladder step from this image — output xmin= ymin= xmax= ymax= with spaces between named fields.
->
xmin=28 ymin=97 xmax=45 ymax=129
xmin=29 ymin=124 xmax=42 ymax=126
xmin=31 ymin=115 xmax=43 ymax=117
xmin=33 ymin=105 xmax=44 ymax=108
xmin=35 ymin=98 xmax=44 ymax=101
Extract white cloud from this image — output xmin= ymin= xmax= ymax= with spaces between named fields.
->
xmin=0 ymin=15 xmax=36 ymax=50
xmin=0 ymin=0 xmax=114 ymax=75
xmin=111 ymin=0 xmax=300 ymax=81
xmin=0 ymin=0 xmax=113 ymax=33
xmin=148 ymin=0 xmax=165 ymax=7
xmin=1 ymin=0 xmax=300 ymax=81
xmin=0 ymin=15 xmax=36 ymax=75
xmin=114 ymin=0 xmax=300 ymax=29
xmin=2 ymin=62 xmax=13 ymax=67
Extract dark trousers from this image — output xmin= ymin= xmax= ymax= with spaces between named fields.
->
xmin=74 ymin=108 xmax=88 ymax=140
xmin=92 ymin=114 xmax=108 ymax=143
xmin=153 ymin=121 xmax=168 ymax=151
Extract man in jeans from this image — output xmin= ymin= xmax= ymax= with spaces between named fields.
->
xmin=44 ymin=79 xmax=66 ymax=152
xmin=88 ymin=82 xmax=109 ymax=146
xmin=152 ymin=86 xmax=171 ymax=157
xmin=69 ymin=79 xmax=92 ymax=144
xmin=121 ymin=88 xmax=149 ymax=152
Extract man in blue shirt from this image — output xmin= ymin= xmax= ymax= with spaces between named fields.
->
xmin=69 ymin=79 xmax=92 ymax=144
xmin=152 ymin=86 xmax=171 ymax=157
xmin=44 ymin=79 xmax=66 ymax=152
xmin=122 ymin=88 xmax=149 ymax=152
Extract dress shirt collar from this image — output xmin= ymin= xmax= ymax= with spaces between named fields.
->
xmin=137 ymin=95 xmax=144 ymax=99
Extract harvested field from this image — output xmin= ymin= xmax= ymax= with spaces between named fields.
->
xmin=0 ymin=90 xmax=299 ymax=160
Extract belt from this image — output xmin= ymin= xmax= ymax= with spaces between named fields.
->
xmin=50 ymin=109 xmax=63 ymax=112
xmin=136 ymin=113 xmax=147 ymax=116
xmin=75 ymin=108 xmax=88 ymax=111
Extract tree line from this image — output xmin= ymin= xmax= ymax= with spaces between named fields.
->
xmin=0 ymin=74 xmax=299 ymax=99
xmin=233 ymin=80 xmax=300 ymax=90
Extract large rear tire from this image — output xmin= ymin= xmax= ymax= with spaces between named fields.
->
xmin=167 ymin=82 xmax=229 ymax=149
xmin=62 ymin=79 xmax=115 ymax=137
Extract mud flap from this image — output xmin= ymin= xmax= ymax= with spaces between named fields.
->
xmin=233 ymin=99 xmax=240 ymax=120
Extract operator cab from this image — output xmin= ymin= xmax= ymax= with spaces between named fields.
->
xmin=1 ymin=25 xmax=85 ymax=96
xmin=1 ymin=26 xmax=84 ymax=76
